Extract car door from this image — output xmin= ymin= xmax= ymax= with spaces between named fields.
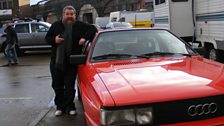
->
xmin=14 ymin=23 xmax=32 ymax=47
xmin=31 ymin=23 xmax=49 ymax=46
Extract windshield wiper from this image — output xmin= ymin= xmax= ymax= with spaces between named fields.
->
xmin=141 ymin=52 xmax=195 ymax=57
xmin=92 ymin=53 xmax=150 ymax=60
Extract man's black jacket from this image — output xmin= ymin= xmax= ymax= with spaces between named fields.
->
xmin=45 ymin=20 xmax=97 ymax=63
xmin=4 ymin=25 xmax=17 ymax=45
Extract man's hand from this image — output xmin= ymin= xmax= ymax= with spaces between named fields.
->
xmin=79 ymin=38 xmax=86 ymax=45
xmin=55 ymin=35 xmax=64 ymax=44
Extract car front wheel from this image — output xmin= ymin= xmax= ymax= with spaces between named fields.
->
xmin=15 ymin=45 xmax=25 ymax=56
xmin=209 ymin=48 xmax=217 ymax=60
xmin=2 ymin=44 xmax=24 ymax=57
xmin=206 ymin=45 xmax=223 ymax=62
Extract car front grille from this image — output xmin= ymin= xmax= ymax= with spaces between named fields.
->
xmin=113 ymin=61 xmax=142 ymax=66
xmin=153 ymin=95 xmax=224 ymax=125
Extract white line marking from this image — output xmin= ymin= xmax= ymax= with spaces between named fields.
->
xmin=0 ymin=97 xmax=32 ymax=100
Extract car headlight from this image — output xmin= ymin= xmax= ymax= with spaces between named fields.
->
xmin=100 ymin=107 xmax=153 ymax=126
xmin=136 ymin=108 xmax=153 ymax=125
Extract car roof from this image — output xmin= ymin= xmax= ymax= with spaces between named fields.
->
xmin=14 ymin=21 xmax=51 ymax=26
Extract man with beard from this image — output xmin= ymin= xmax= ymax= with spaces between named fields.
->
xmin=45 ymin=5 xmax=97 ymax=116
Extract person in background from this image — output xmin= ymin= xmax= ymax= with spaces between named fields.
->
xmin=3 ymin=20 xmax=19 ymax=66
xmin=45 ymin=5 xmax=97 ymax=116
xmin=0 ymin=21 xmax=3 ymax=28
xmin=46 ymin=13 xmax=58 ymax=24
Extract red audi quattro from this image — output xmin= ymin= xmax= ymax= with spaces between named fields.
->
xmin=70 ymin=29 xmax=224 ymax=126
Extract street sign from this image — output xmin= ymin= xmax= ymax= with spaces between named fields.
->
xmin=0 ymin=9 xmax=12 ymax=16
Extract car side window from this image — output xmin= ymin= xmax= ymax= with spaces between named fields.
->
xmin=15 ymin=24 xmax=29 ymax=33
xmin=31 ymin=24 xmax=48 ymax=33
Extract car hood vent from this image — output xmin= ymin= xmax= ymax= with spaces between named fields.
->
xmin=113 ymin=61 xmax=142 ymax=66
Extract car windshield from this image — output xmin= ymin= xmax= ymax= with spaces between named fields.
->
xmin=91 ymin=29 xmax=197 ymax=62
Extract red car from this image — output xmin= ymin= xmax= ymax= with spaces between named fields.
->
xmin=70 ymin=29 xmax=224 ymax=126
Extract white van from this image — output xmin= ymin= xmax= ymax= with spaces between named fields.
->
xmin=153 ymin=0 xmax=224 ymax=62
xmin=95 ymin=17 xmax=109 ymax=29
xmin=109 ymin=11 xmax=154 ymax=28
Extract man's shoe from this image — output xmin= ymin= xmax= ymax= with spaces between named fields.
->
xmin=12 ymin=62 xmax=19 ymax=66
xmin=55 ymin=110 xmax=63 ymax=116
xmin=69 ymin=110 xmax=77 ymax=116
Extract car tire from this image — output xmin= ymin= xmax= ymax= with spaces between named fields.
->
xmin=15 ymin=45 xmax=25 ymax=56
xmin=2 ymin=44 xmax=24 ymax=57
xmin=205 ymin=45 xmax=222 ymax=62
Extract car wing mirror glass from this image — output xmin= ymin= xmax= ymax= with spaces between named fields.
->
xmin=70 ymin=55 xmax=87 ymax=65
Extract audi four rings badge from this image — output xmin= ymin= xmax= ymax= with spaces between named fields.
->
xmin=187 ymin=103 xmax=218 ymax=116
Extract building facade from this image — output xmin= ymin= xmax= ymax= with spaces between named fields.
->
xmin=35 ymin=0 xmax=153 ymax=24
xmin=18 ymin=0 xmax=33 ymax=18
xmin=0 ymin=0 xmax=19 ymax=20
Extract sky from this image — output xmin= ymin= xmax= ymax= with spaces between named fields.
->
xmin=30 ymin=0 xmax=43 ymax=5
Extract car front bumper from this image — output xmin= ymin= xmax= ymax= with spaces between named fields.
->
xmin=166 ymin=116 xmax=224 ymax=126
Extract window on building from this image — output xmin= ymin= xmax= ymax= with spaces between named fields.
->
xmin=0 ymin=2 xmax=2 ymax=10
xmin=122 ymin=5 xmax=126 ymax=10
xmin=3 ymin=1 xmax=7 ymax=9
xmin=155 ymin=0 xmax=166 ymax=5
xmin=118 ymin=5 xmax=122 ymax=10
xmin=145 ymin=2 xmax=154 ymax=11
xmin=161 ymin=0 xmax=166 ymax=3
xmin=8 ymin=1 xmax=13 ymax=9
xmin=131 ymin=4 xmax=135 ymax=11
xmin=155 ymin=0 xmax=159 ymax=5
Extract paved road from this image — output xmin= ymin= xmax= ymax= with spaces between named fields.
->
xmin=0 ymin=52 xmax=86 ymax=126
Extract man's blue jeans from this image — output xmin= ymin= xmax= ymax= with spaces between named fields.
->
xmin=5 ymin=44 xmax=19 ymax=64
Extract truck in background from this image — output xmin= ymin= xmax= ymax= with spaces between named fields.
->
xmin=195 ymin=0 xmax=224 ymax=61
xmin=95 ymin=17 xmax=109 ymax=29
xmin=109 ymin=10 xmax=155 ymax=28
xmin=153 ymin=0 xmax=224 ymax=62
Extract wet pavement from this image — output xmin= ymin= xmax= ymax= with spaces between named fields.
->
xmin=0 ymin=52 xmax=86 ymax=126
xmin=37 ymin=97 xmax=86 ymax=126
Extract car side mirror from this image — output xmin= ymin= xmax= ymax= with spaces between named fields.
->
xmin=70 ymin=55 xmax=87 ymax=65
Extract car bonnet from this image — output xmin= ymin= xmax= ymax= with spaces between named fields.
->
xmin=93 ymin=56 xmax=224 ymax=106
